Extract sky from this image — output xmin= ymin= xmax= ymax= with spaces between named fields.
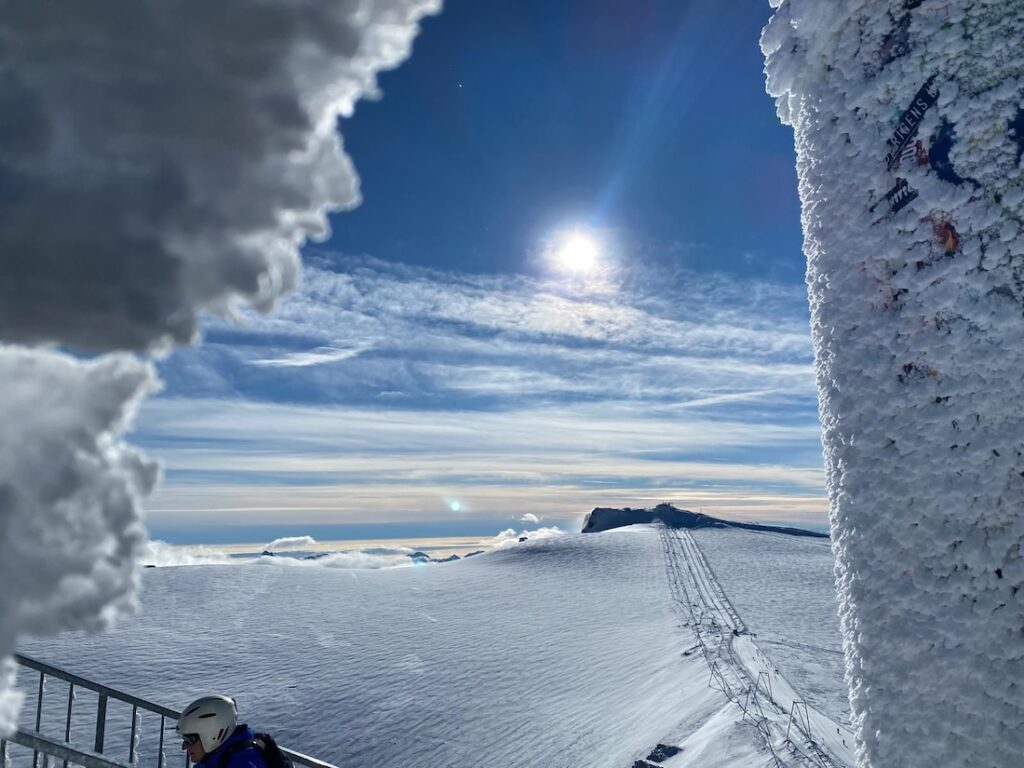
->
xmin=135 ymin=0 xmax=822 ymax=543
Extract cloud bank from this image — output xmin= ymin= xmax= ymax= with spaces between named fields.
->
xmin=140 ymin=529 xmax=563 ymax=570
xmin=263 ymin=535 xmax=319 ymax=552
xmin=144 ymin=254 xmax=823 ymax=528
xmin=0 ymin=0 xmax=440 ymax=734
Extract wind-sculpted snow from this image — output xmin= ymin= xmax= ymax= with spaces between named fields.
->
xmin=17 ymin=529 xmax=798 ymax=768
xmin=763 ymin=1 xmax=1024 ymax=765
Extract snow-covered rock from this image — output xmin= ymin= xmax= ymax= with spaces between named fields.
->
xmin=582 ymin=503 xmax=826 ymax=538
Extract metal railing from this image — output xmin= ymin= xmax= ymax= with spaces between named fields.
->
xmin=2 ymin=655 xmax=337 ymax=768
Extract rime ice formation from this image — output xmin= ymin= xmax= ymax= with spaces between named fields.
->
xmin=0 ymin=0 xmax=440 ymax=735
xmin=763 ymin=1 xmax=1024 ymax=766
xmin=0 ymin=351 xmax=157 ymax=732
xmin=0 ymin=0 xmax=441 ymax=352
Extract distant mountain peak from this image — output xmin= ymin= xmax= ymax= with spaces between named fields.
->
xmin=581 ymin=503 xmax=827 ymax=538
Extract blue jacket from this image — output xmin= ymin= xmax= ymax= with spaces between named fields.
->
xmin=197 ymin=725 xmax=268 ymax=768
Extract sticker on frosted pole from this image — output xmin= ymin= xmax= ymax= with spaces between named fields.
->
xmin=885 ymin=76 xmax=940 ymax=171
xmin=871 ymin=178 xmax=918 ymax=218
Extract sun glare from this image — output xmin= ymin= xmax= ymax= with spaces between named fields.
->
xmin=555 ymin=231 xmax=600 ymax=273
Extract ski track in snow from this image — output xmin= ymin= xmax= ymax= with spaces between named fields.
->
xmin=691 ymin=529 xmax=848 ymax=726
xmin=658 ymin=528 xmax=854 ymax=768
xmin=12 ymin=527 xmax=850 ymax=768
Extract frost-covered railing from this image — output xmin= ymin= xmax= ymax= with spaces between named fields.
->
xmin=2 ymin=655 xmax=337 ymax=768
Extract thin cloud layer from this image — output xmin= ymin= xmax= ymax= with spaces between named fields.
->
xmin=158 ymin=254 xmax=816 ymax=410
xmin=143 ymin=252 xmax=823 ymax=532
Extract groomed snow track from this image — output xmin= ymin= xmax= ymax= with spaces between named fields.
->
xmin=656 ymin=527 xmax=855 ymax=768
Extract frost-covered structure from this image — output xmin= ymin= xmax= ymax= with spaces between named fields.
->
xmin=0 ymin=0 xmax=440 ymax=734
xmin=762 ymin=1 xmax=1024 ymax=766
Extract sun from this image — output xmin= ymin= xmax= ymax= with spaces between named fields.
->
xmin=554 ymin=231 xmax=600 ymax=273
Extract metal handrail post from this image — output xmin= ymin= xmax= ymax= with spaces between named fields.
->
xmin=10 ymin=729 xmax=132 ymax=768
xmin=63 ymin=683 xmax=74 ymax=768
xmin=95 ymin=693 xmax=108 ymax=754
xmin=14 ymin=654 xmax=340 ymax=768
xmin=157 ymin=715 xmax=166 ymax=768
xmin=128 ymin=705 xmax=138 ymax=764
xmin=33 ymin=670 xmax=45 ymax=768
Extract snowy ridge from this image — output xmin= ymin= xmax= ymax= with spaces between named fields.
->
xmin=659 ymin=529 xmax=854 ymax=768
xmin=583 ymin=504 xmax=827 ymax=538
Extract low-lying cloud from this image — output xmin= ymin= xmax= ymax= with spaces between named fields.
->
xmin=486 ymin=527 xmax=567 ymax=550
xmin=141 ymin=540 xmax=236 ymax=568
xmin=138 ymin=529 xmax=569 ymax=571
xmin=263 ymin=536 xmax=319 ymax=552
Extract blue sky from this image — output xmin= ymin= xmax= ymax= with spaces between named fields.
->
xmin=137 ymin=0 xmax=823 ymax=543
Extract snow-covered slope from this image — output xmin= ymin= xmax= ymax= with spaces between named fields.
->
xmin=693 ymin=529 xmax=846 ymax=725
xmin=15 ymin=527 xmax=850 ymax=768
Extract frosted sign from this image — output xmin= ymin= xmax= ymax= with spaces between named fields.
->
xmin=763 ymin=1 xmax=1024 ymax=766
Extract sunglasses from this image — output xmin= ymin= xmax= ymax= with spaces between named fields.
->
xmin=181 ymin=735 xmax=201 ymax=747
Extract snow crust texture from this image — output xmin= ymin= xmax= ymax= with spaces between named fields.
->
xmin=763 ymin=2 xmax=1024 ymax=765
xmin=0 ymin=0 xmax=439 ymax=736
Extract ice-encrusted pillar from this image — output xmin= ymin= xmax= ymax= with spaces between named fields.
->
xmin=762 ymin=1 xmax=1024 ymax=766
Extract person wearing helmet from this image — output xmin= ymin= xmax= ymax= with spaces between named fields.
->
xmin=176 ymin=695 xmax=268 ymax=768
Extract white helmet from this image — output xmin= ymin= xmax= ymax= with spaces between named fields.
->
xmin=177 ymin=695 xmax=237 ymax=753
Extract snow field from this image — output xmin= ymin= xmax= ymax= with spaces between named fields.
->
xmin=18 ymin=528 xmax=779 ymax=768
xmin=692 ymin=528 xmax=847 ymax=725
xmin=12 ymin=528 xmax=851 ymax=768
xmin=660 ymin=529 xmax=853 ymax=768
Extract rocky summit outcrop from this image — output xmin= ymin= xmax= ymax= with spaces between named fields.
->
xmin=581 ymin=503 xmax=827 ymax=539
